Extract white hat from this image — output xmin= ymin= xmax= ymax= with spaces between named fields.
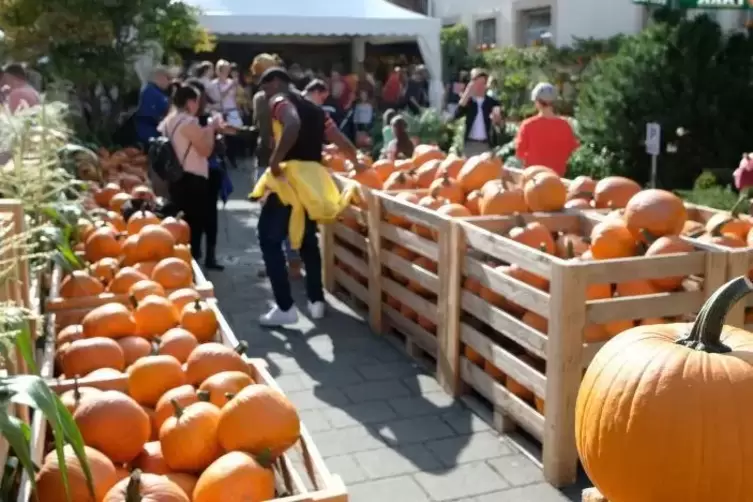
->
xmin=531 ymin=82 xmax=557 ymax=103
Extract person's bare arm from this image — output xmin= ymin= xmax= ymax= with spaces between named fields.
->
xmin=182 ymin=121 xmax=218 ymax=158
xmin=324 ymin=114 xmax=360 ymax=169
xmin=268 ymin=96 xmax=301 ymax=176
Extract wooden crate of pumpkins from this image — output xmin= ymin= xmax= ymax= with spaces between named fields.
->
xmin=443 ymin=195 xmax=728 ymax=487
xmin=18 ymin=296 xmax=347 ymax=501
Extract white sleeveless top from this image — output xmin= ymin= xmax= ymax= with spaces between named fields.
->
xmin=158 ymin=111 xmax=209 ymax=179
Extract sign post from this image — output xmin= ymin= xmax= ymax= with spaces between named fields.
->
xmin=645 ymin=122 xmax=661 ymax=188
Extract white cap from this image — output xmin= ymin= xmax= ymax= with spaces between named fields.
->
xmin=531 ymin=82 xmax=557 ymax=103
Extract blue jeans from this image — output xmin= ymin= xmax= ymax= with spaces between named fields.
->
xmin=255 ymin=163 xmax=298 ymax=261
xmin=258 ymin=194 xmax=323 ymax=310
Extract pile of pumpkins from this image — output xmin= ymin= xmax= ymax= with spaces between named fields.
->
xmin=40 ymin=293 xmax=300 ymax=502
xmin=78 ymin=148 xmax=150 ymax=202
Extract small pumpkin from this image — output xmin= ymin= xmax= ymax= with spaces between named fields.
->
xmin=593 ymin=176 xmax=641 ymax=209
xmin=153 ymin=384 xmax=199 ymax=433
xmin=103 ymin=469 xmax=188 ymax=502
xmin=127 ymin=354 xmax=186 ymax=407
xmin=413 ymin=158 xmax=442 ymax=188
xmin=157 ymin=328 xmax=199 ymax=363
xmin=508 ymin=216 xmax=556 ymax=254
xmin=623 ymin=189 xmax=687 ymax=241
xmin=107 ymin=267 xmax=149 ymax=295
xmin=160 ymin=399 xmax=223 ymax=472
xmin=57 ymin=324 xmax=85 ymax=346
xmin=464 ymin=189 xmax=483 ymax=215
xmin=60 ymin=377 xmax=102 ymax=414
xmin=160 ymin=212 xmax=191 ymax=245
xmin=589 ymin=220 xmax=637 ymax=260
xmin=90 ymin=257 xmax=120 ymax=285
xmin=85 ymin=226 xmax=123 ymax=263
xmin=60 ymin=270 xmax=105 ymax=298
xmin=118 ymin=336 xmax=153 ymax=366
xmin=566 ymin=175 xmax=596 ymax=201
xmin=94 ymin=182 xmax=122 ymax=208
xmin=162 ymin=473 xmax=197 ymax=500
xmin=185 ymin=342 xmax=250 ymax=386
xmin=429 ymin=175 xmax=465 ymax=204
xmin=383 ymin=170 xmax=417 ymax=191
xmin=479 ymin=186 xmax=527 ymax=216
xmin=217 ymin=384 xmax=300 ymax=457
xmin=523 ymin=172 xmax=567 ymax=212
xmin=192 ymin=452 xmax=275 ymax=502
xmin=412 ymin=144 xmax=445 ymax=167
xmin=129 ymin=280 xmax=167 ymax=302
xmin=103 ymin=210 xmax=127 ymax=233
xmin=199 ymin=370 xmax=255 ymax=408
xmin=36 ymin=445 xmax=118 ymax=502
xmin=384 ymin=192 xmax=420 ymax=228
xmin=119 ymin=234 xmax=141 ymax=266
xmin=61 ymin=337 xmax=126 ymax=377
xmin=412 ymin=195 xmax=446 ymax=238
xmin=134 ymin=261 xmax=159 ymax=278
xmin=436 ymin=154 xmax=466 ymax=180
xmin=126 ymin=210 xmax=160 ymax=235
xmin=180 ymin=299 xmax=219 ymax=343
xmin=151 ymin=257 xmax=193 ymax=290
xmin=132 ymin=294 xmax=179 ymax=338
xmin=576 ymin=277 xmax=753 ymax=502
xmin=519 ymin=165 xmax=557 ymax=185
xmin=74 ymin=391 xmax=152 ymax=463
xmin=643 ymin=235 xmax=695 ymax=290
xmin=456 ymin=154 xmax=501 ymax=192
xmin=133 ymin=441 xmax=171 ymax=475
xmin=135 ymin=224 xmax=175 ymax=263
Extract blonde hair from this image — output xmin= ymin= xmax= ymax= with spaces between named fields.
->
xmin=250 ymin=53 xmax=284 ymax=78
xmin=216 ymin=59 xmax=231 ymax=72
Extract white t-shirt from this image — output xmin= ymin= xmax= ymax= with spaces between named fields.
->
xmin=354 ymin=103 xmax=374 ymax=125
xmin=468 ymin=97 xmax=487 ymax=142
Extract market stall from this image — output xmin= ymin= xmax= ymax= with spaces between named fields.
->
xmin=185 ymin=0 xmax=444 ymax=109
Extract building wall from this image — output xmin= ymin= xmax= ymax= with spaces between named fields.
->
xmin=432 ymin=0 xmax=747 ymax=48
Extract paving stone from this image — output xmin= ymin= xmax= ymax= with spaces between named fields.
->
xmin=372 ymin=416 xmax=456 ymax=445
xmin=413 ymin=461 xmax=510 ymax=501
xmin=274 ymin=374 xmax=310 ymax=393
xmin=487 ymin=455 xmax=545 ymax=486
xmin=441 ymin=408 xmax=492 ymax=435
xmin=286 ymin=386 xmax=350 ymax=411
xmin=297 ymin=409 xmax=332 ymax=433
xmin=348 ymin=475 xmax=431 ymax=502
xmin=353 ymin=444 xmax=443 ymax=479
xmin=425 ymin=432 xmax=513 ymax=467
xmin=403 ymin=373 xmax=446 ymax=395
xmin=388 ymin=391 xmax=461 ymax=418
xmin=322 ymin=401 xmax=397 ymax=428
xmin=311 ymin=425 xmax=387 ymax=457
xmin=357 ymin=361 xmax=422 ymax=381
xmin=342 ymin=380 xmax=412 ymax=403
xmin=474 ymin=483 xmax=572 ymax=502
xmin=322 ymin=454 xmax=370 ymax=485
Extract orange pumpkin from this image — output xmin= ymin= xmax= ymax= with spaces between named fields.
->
xmin=173 ymin=244 xmax=192 ymax=264
xmin=413 ymin=158 xmax=442 ymax=188
xmin=385 ymin=192 xmax=420 ymax=228
xmin=60 ymin=270 xmax=105 ymax=298
xmin=479 ymin=186 xmax=528 ymax=216
xmin=135 ymin=224 xmax=175 ymax=263
xmin=432 ymin=204 xmax=472 ymax=240
xmin=623 ymin=189 xmax=687 ymax=241
xmin=153 ymin=385 xmax=198 ymax=433
xmin=102 ymin=470 xmax=188 ymax=502
xmin=57 ymin=324 xmax=84 ymax=346
xmin=180 ymin=299 xmax=219 ymax=343
xmin=199 ymin=371 xmax=255 ymax=408
xmin=94 ymin=183 xmax=121 ymax=208
xmin=36 ymin=445 xmax=118 ymax=502
xmin=383 ymin=170 xmax=417 ymax=191
xmin=457 ymin=155 xmax=501 ymax=192
xmin=160 ymin=400 xmax=222 ymax=472
xmin=109 ymin=193 xmax=132 ymax=213
xmin=167 ymin=288 xmax=201 ymax=313
xmin=151 ymin=257 xmax=193 ymax=290
xmin=192 ymin=452 xmax=275 ymax=502
xmin=644 ymin=235 xmax=695 ymax=290
xmin=90 ymin=257 xmax=120 ymax=285
xmin=160 ymin=213 xmax=191 ymax=245
xmin=129 ymin=280 xmax=166 ymax=302
xmin=508 ymin=218 xmax=556 ymax=254
xmin=349 ymin=168 xmax=383 ymax=190
xmin=107 ymin=267 xmax=149 ymax=294
xmin=412 ymin=195 xmax=446 ymax=238
xmin=705 ymin=207 xmax=753 ymax=241
xmin=371 ymin=159 xmax=395 ymax=182
xmin=133 ymin=441 xmax=171 ymax=475
xmin=589 ymin=220 xmax=637 ymax=259
xmin=464 ymin=189 xmax=483 ymax=215
xmin=429 ymin=175 xmax=465 ymax=204
xmin=103 ymin=211 xmax=127 ymax=233
xmin=61 ymin=337 xmax=126 ymax=377
xmin=119 ymin=234 xmax=141 ymax=266
xmin=162 ymin=473 xmax=197 ymax=500
xmin=519 ymin=165 xmax=557 ymax=185
xmin=132 ymin=294 xmax=179 ymax=338
xmin=567 ymin=175 xmax=596 ymax=201
xmin=523 ymin=172 xmax=567 ymax=212
xmin=157 ymin=328 xmax=199 ymax=363
xmin=117 ymin=336 xmax=153 ymax=366
xmin=85 ymin=226 xmax=123 ymax=263
xmin=185 ymin=343 xmax=250 ymax=385
xmin=436 ymin=154 xmax=466 ymax=179
xmin=60 ymin=378 xmax=102 ymax=414
xmin=127 ymin=354 xmax=186 ymax=407
xmin=126 ymin=210 xmax=160 ymax=235
xmin=217 ymin=384 xmax=300 ymax=457
xmin=593 ymin=176 xmax=642 ymax=209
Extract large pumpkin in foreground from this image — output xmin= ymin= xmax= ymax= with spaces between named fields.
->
xmin=576 ymin=276 xmax=753 ymax=502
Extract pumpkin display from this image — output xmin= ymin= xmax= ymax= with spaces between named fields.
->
xmin=414 ymin=158 xmax=441 ymax=188
xmin=135 ymin=224 xmax=175 ymax=263
xmin=126 ymin=210 xmax=160 ymax=235
xmin=151 ymin=257 xmax=193 ymax=290
xmin=593 ymin=176 xmax=641 ymax=209
xmin=160 ymin=400 xmax=223 ymax=472
xmin=523 ymin=172 xmax=567 ymax=212
xmin=36 ymin=445 xmax=118 ymax=502
xmin=127 ymin=354 xmax=186 ymax=407
xmin=85 ymin=226 xmax=123 ymax=263
xmin=90 ymin=257 xmax=120 ymax=284
xmin=192 ymin=451 xmax=275 ymax=502
xmin=180 ymin=299 xmax=219 ymax=343
xmin=61 ymin=337 xmax=126 ymax=377
xmin=133 ymin=441 xmax=171 ymax=475
xmin=217 ymin=384 xmax=300 ymax=457
xmin=589 ymin=220 xmax=637 ymax=259
xmin=160 ymin=213 xmax=191 ymax=245
xmin=129 ymin=280 xmax=167 ymax=302
xmin=184 ymin=343 xmax=250 ymax=385
xmin=153 ymin=385 xmax=199 ymax=433
xmin=576 ymin=277 xmax=753 ymax=502
xmin=118 ymin=336 xmax=153 ymax=366
xmin=429 ymin=175 xmax=464 ymax=204
xmin=74 ymin=390 xmax=152 ymax=463
xmin=103 ymin=469 xmax=189 ymax=502
xmin=60 ymin=378 xmax=102 ymax=413
xmin=622 ymin=189 xmax=687 ymax=241
xmin=60 ymin=270 xmax=105 ymax=298
xmin=479 ymin=186 xmax=527 ymax=216
xmin=108 ymin=267 xmax=149 ymax=294
xmin=132 ymin=294 xmax=179 ymax=338
xmin=199 ymin=370 xmax=255 ymax=408
xmin=457 ymin=154 xmax=501 ymax=192
xmin=157 ymin=328 xmax=199 ymax=363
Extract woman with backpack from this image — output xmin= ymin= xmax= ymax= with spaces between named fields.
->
xmin=158 ymin=83 xmax=225 ymax=268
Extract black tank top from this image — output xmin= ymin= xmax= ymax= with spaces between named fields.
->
xmin=273 ymin=91 xmax=325 ymax=162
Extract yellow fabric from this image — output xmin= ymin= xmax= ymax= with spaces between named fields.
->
xmin=272 ymin=120 xmax=282 ymax=142
xmin=250 ymin=160 xmax=356 ymax=250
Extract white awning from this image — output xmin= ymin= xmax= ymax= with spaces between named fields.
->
xmin=184 ymin=0 xmax=443 ymax=108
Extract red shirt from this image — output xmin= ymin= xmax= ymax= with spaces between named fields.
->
xmin=515 ymin=115 xmax=578 ymax=176
xmin=382 ymin=73 xmax=403 ymax=103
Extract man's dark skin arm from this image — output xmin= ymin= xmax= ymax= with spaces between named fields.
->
xmin=325 ymin=124 xmax=361 ymax=170
xmin=268 ymin=96 xmax=301 ymax=177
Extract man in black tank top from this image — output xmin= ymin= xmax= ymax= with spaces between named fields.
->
xmin=256 ymin=67 xmax=363 ymax=327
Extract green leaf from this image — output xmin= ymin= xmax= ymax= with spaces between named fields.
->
xmin=0 ymin=410 xmax=37 ymax=496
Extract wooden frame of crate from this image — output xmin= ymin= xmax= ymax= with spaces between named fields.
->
xmin=440 ymin=211 xmax=727 ymax=487
xmin=16 ymin=294 xmax=348 ymax=502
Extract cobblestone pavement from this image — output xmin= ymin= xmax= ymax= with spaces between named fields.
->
xmin=207 ymin=167 xmax=585 ymax=502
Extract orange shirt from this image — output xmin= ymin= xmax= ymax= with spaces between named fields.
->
xmin=515 ymin=115 xmax=578 ymax=176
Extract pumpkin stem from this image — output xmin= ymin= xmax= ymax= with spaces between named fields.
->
xmin=193 ymin=298 xmax=202 ymax=310
xmin=255 ymin=448 xmax=274 ymax=469
xmin=170 ymin=398 xmax=184 ymax=418
xmin=224 ymin=392 xmax=236 ymax=400
xmin=125 ymin=469 xmax=142 ymax=502
xmin=128 ymin=294 xmax=138 ymax=309
xmin=72 ymin=375 xmax=81 ymax=401
xmin=675 ymin=276 xmax=753 ymax=353
xmin=565 ymin=240 xmax=575 ymax=259
xmin=197 ymin=390 xmax=211 ymax=402
xmin=234 ymin=341 xmax=248 ymax=355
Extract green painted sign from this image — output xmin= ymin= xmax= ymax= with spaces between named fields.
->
xmin=634 ymin=0 xmax=751 ymax=7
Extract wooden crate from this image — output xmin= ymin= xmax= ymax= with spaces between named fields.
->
xmin=16 ymin=301 xmax=348 ymax=502
xmin=582 ymin=488 xmax=607 ymax=501
xmin=441 ymin=212 xmax=727 ymax=487
xmin=45 ymin=259 xmax=214 ymax=313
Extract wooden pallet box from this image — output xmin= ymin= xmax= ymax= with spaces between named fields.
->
xmin=441 ymin=212 xmax=727 ymax=487
xmin=16 ymin=301 xmax=348 ymax=502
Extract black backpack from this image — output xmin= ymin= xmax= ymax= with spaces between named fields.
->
xmin=148 ymin=117 xmax=191 ymax=183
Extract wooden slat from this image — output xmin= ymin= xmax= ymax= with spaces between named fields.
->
xmin=379 ymin=222 xmax=439 ymax=261
xmin=382 ymin=305 xmax=438 ymax=358
xmin=333 ymin=268 xmax=368 ymax=305
xmin=381 ymin=249 xmax=439 ymax=294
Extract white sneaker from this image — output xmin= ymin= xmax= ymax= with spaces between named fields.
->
xmin=308 ymin=301 xmax=326 ymax=320
xmin=259 ymin=306 xmax=298 ymax=327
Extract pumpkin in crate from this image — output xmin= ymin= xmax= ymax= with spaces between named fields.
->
xmin=103 ymin=210 xmax=127 ymax=233
xmin=94 ymin=182 xmax=122 ymax=208
xmin=408 ymin=256 xmax=438 ymax=296
xmin=643 ymin=235 xmax=695 ymax=290
xmin=199 ymin=370 xmax=255 ymax=407
xmin=119 ymin=234 xmax=141 ymax=266
xmin=436 ymin=154 xmax=466 ymax=180
xmin=414 ymin=158 xmax=442 ymax=188
xmin=60 ymin=270 xmax=106 ymax=298
xmin=173 ymin=244 xmax=193 ymax=263
xmin=60 ymin=337 xmax=126 ymax=377
xmin=162 ymin=473 xmax=197 ymax=499
xmin=589 ymin=220 xmax=637 ymax=259
xmin=371 ymin=159 xmax=395 ymax=182
xmin=457 ymin=154 xmax=501 ymax=192
xmin=698 ymin=224 xmax=747 ymax=248
xmin=60 ymin=378 xmax=102 ymax=413
xmin=508 ymin=217 xmax=556 ymax=254
xmin=74 ymin=390 xmax=152 ymax=463
xmin=127 ymin=354 xmax=186 ymax=407
xmin=385 ymin=192 xmax=420 ymax=228
xmin=483 ymin=360 xmax=505 ymax=382
xmin=127 ymin=209 xmax=160 ymax=235
xmin=108 ymin=267 xmax=149 ymax=294
xmin=109 ymin=192 xmax=131 ymax=213
xmin=564 ymin=198 xmax=591 ymax=209
xmin=180 ymin=299 xmax=219 ymax=342
xmin=432 ymin=204 xmax=472 ymax=240
xmin=184 ymin=342 xmax=250 ymax=385
xmin=192 ymin=451 xmax=275 ymax=502
xmin=157 ymin=328 xmax=199 ymax=363
xmin=567 ymin=175 xmax=596 ymax=201
xmin=593 ymin=176 xmax=641 ymax=209
xmin=479 ymin=185 xmax=527 ymax=216
xmin=429 ymin=175 xmax=464 ymax=204
xmin=103 ymin=470 xmax=188 ymax=502
xmin=412 ymin=144 xmax=445 ymax=167
xmin=36 ymin=445 xmax=118 ymax=502
xmin=133 ymin=441 xmax=170 ymax=475
xmin=519 ymin=165 xmax=557 ymax=185
xmin=118 ymin=336 xmax=153 ymax=365
xmin=161 ymin=213 xmax=191 ymax=245
xmin=464 ymin=189 xmax=482 ymax=215
xmin=129 ymin=279 xmax=166 ymax=302
xmin=135 ymin=224 xmax=175 ymax=263
xmin=132 ymin=294 xmax=179 ymax=338
xmin=623 ymin=189 xmax=687 ymax=241
xmin=151 ymin=257 xmax=193 ymax=290
xmin=85 ymin=226 xmax=123 ymax=262
xmin=90 ymin=257 xmax=120 ymax=285
xmin=57 ymin=324 xmax=84 ymax=346
xmin=217 ymin=384 xmax=300 ymax=457
xmin=154 ymin=385 xmax=199 ymax=433
xmin=167 ymin=288 xmax=201 ymax=313
xmin=383 ymin=170 xmax=416 ymax=191
xmin=160 ymin=399 xmax=223 ymax=472
xmin=412 ymin=195 xmax=446 ymax=238
xmin=523 ymin=172 xmax=567 ymax=212
xmin=703 ymin=197 xmax=752 ymax=240
xmin=576 ymin=276 xmax=753 ymax=502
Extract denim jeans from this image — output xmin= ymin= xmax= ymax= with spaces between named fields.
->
xmin=258 ymin=193 xmax=324 ymax=311
xmin=255 ymin=164 xmax=298 ymax=261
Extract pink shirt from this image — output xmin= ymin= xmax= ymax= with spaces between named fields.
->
xmin=6 ymin=85 xmax=40 ymax=112
xmin=158 ymin=112 xmax=209 ymax=178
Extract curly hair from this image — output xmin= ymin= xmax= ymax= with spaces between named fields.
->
xmin=250 ymin=53 xmax=284 ymax=78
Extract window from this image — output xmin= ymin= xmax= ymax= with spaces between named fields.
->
xmin=475 ymin=18 xmax=497 ymax=46
xmin=520 ymin=8 xmax=552 ymax=46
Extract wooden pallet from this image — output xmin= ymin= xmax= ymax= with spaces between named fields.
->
xmin=16 ymin=300 xmax=348 ymax=502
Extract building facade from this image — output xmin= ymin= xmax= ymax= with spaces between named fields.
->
xmin=430 ymin=0 xmax=749 ymax=48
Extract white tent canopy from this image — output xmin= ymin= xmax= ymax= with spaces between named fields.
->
xmin=184 ymin=0 xmax=443 ymax=109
